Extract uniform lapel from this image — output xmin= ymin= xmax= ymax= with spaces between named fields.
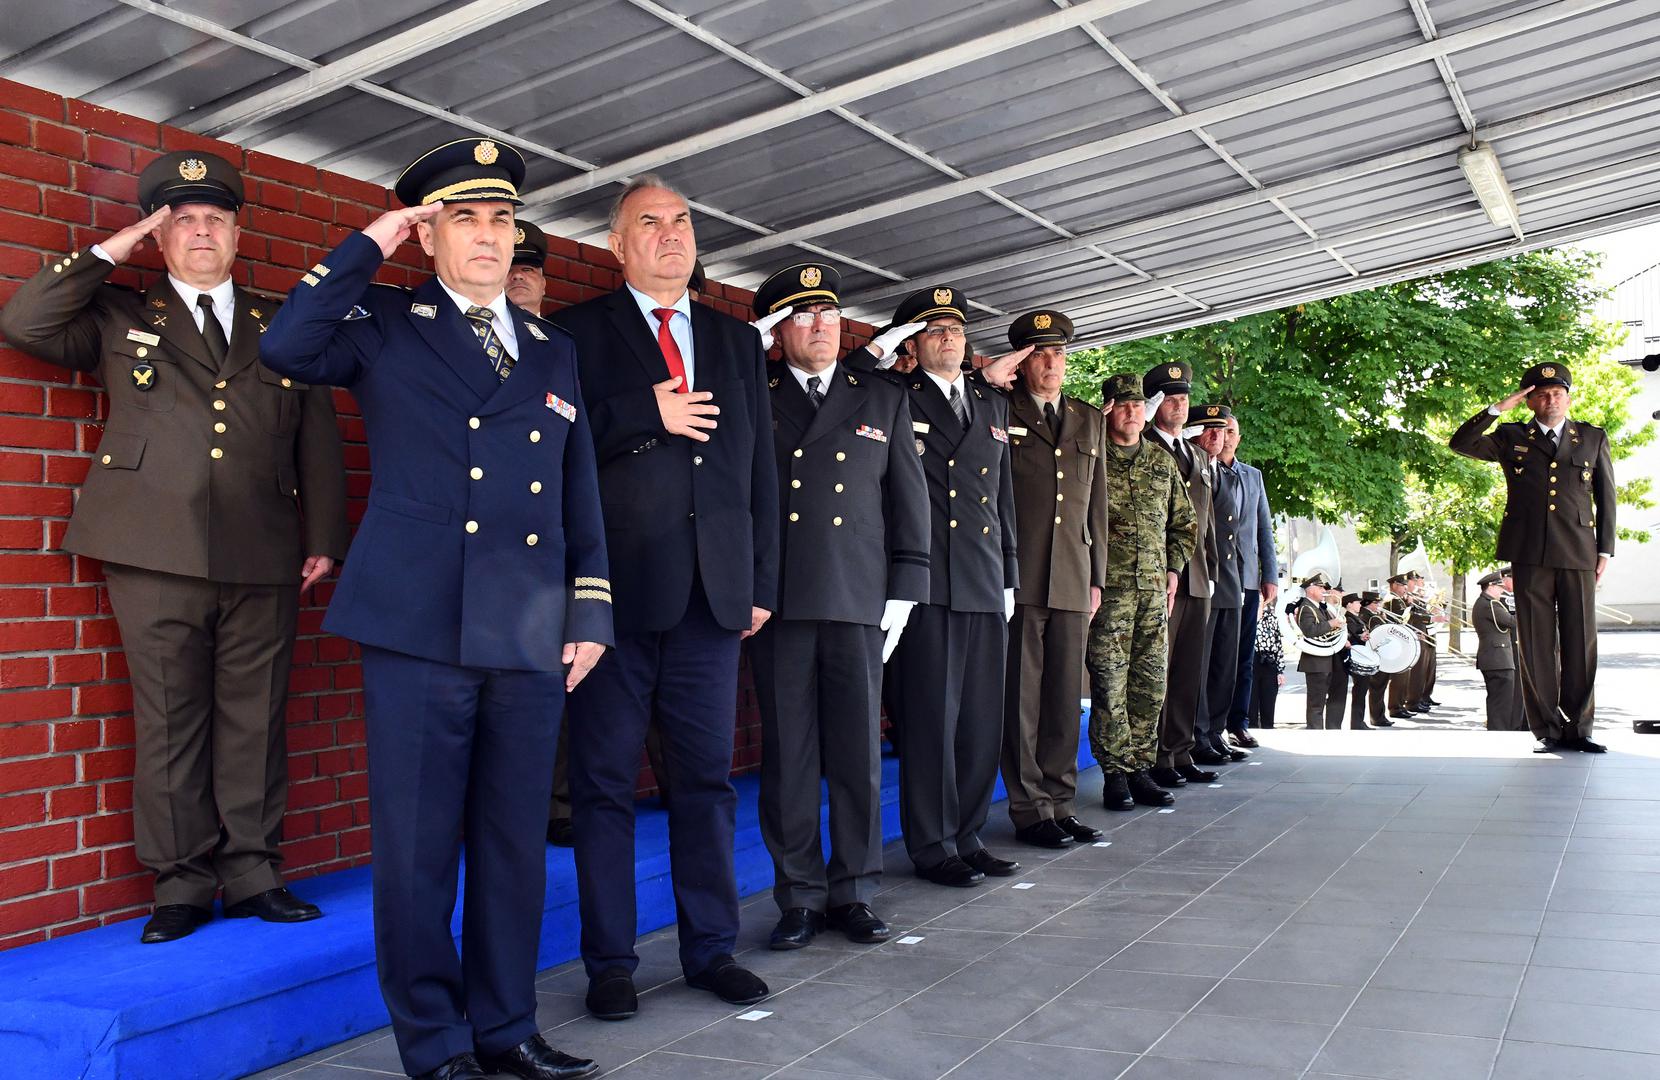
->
xmin=1557 ymin=420 xmax=1577 ymax=462
xmin=218 ymin=289 xmax=265 ymax=382
xmin=907 ymin=375 xmax=958 ymax=446
xmin=603 ymin=287 xmax=672 ymax=386
xmin=406 ymin=276 xmax=500 ymax=404
xmin=769 ymin=364 xmax=814 ymax=440
xmin=477 ymin=305 xmax=553 ymax=416
xmin=1011 ymin=392 xmax=1052 ymax=447
xmin=141 ymin=279 xmax=216 ymax=373
xmin=800 ymin=368 xmax=864 ymax=446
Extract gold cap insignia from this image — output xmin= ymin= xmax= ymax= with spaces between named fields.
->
xmin=1168 ymin=365 xmax=1182 ymax=379
xmin=934 ymin=288 xmax=953 ymax=306
xmin=1207 ymin=406 xmax=1220 ymax=417
xmin=800 ymin=266 xmax=822 ymax=288
xmin=474 ymin=140 xmax=499 ymax=165
xmin=515 ymin=227 xmax=526 ymax=245
xmin=178 ymin=158 xmax=208 ymax=182
xmin=1034 ymin=313 xmax=1052 ymax=330
xmin=1541 ymin=365 xmax=1556 ymax=378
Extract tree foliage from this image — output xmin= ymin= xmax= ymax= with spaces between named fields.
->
xmin=1064 ymin=249 xmax=1654 ymax=574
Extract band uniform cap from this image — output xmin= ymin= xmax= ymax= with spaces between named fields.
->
xmin=1407 ymin=570 xmax=1424 ymax=581
xmin=1300 ymin=571 xmax=1333 ymax=589
xmin=1342 ymin=592 xmax=1360 ymax=605
xmin=1360 ymin=590 xmax=1381 ymax=605
xmin=1477 ymin=571 xmax=1504 ymax=588
xmin=753 ymin=261 xmax=840 ymax=317
xmin=1190 ymin=402 xmax=1233 ymax=428
xmin=1522 ymin=362 xmax=1571 ymax=391
xmin=1100 ymin=372 xmax=1146 ymax=404
xmin=1143 ymin=361 xmax=1193 ymax=398
xmin=1008 ymin=308 xmax=1074 ymax=349
xmin=394 ymin=138 xmax=527 ymax=207
xmin=138 ymin=152 xmax=244 ymax=215
xmin=511 ymin=220 xmax=548 ymax=267
xmin=1387 ymin=573 xmax=1408 ymax=586
xmin=893 ymin=284 xmax=968 ymax=327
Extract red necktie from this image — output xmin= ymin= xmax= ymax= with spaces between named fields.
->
xmin=653 ymin=307 xmax=688 ymax=393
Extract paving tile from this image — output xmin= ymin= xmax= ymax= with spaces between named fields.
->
xmin=930 ymin=957 xmax=1099 ymax=1000
xmin=798 ymin=1014 xmax=987 ymax=1080
xmin=1490 ymin=1039 xmax=1660 ymax=1080
xmin=944 ymin=1039 xmax=1137 ymax=1080
xmin=1312 ymin=1025 xmax=1498 ymax=1080
xmin=1102 ymin=940 xmax=1251 ymax=977
xmin=1349 ymin=986 xmax=1514 ymax=1038
xmin=880 ymin=987 xmax=1042 ymax=1038
xmin=1061 ymin=969 xmax=1220 ymax=1012
xmin=1528 ymin=935 xmax=1660 ymax=975
xmin=667 ymin=1015 xmax=858 ymax=1066
xmin=1518 ymin=964 xmax=1660 ymax=1011
xmin=1507 ymin=999 xmax=1660 ymax=1055
xmin=1369 ymin=954 xmax=1526 ymax=999
xmin=1004 ymin=999 xmax=1184 ymax=1053
xmin=1392 ymin=927 xmax=1538 ymax=964
xmin=598 ymin=1051 xmax=777 ymax=1078
xmin=815 ymin=951 xmax=973 ymax=990
xmin=1191 ymin=978 xmax=1358 ymax=1025
xmin=1115 ymin=1056 xmax=1300 ymax=1080
xmin=1145 ymin=1013 xmax=1331 ymax=1071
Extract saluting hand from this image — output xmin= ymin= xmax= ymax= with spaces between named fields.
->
xmin=977 ymin=345 xmax=1033 ymax=390
xmin=362 ymin=204 xmax=443 ymax=259
xmin=563 ymin=641 xmax=606 ymax=692
xmin=654 ymin=376 xmax=720 ymax=442
xmin=98 ymin=205 xmax=173 ymax=264
xmin=1496 ymin=385 xmax=1535 ymax=412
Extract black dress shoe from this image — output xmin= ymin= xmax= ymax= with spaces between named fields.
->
xmin=140 ymin=903 xmax=211 ymax=944
xmin=223 ymin=887 xmax=321 ymax=923
xmin=1056 ymin=816 xmax=1102 ymax=842
xmin=962 ymin=848 xmax=1020 ymax=877
xmin=1191 ymin=745 xmax=1229 ymax=766
xmin=917 ymin=855 xmax=985 ymax=887
xmin=1412 ymin=702 xmax=1434 ymax=713
xmin=1351 ymin=720 xmax=1371 ymax=730
xmin=585 ymin=967 xmax=637 ymax=1020
xmin=1424 ymin=697 xmax=1442 ymax=706
xmin=1391 ymin=710 xmax=1414 ymax=720
xmin=547 ymin=817 xmax=574 ymax=847
xmin=1374 ymin=717 xmax=1394 ymax=727
xmin=416 ymin=1052 xmax=488 ymax=1080
xmin=1565 ymin=735 xmax=1607 ymax=754
xmin=1014 ymin=819 xmax=1074 ymax=848
xmin=1214 ymin=735 xmax=1249 ymax=761
xmin=478 ymin=1034 xmax=598 ymax=1080
xmin=1149 ymin=766 xmax=1188 ymax=788
xmin=769 ymin=907 xmax=824 ymax=950
xmin=1175 ymin=763 xmax=1218 ymax=784
xmin=1128 ymin=771 xmax=1175 ymax=807
xmin=826 ymin=903 xmax=891 ymax=943
xmin=687 ymin=957 xmax=769 ymax=1005
xmin=1534 ymin=736 xmax=1565 ymax=754
xmin=1227 ymin=728 xmax=1260 ymax=748
xmin=1102 ymin=771 xmax=1135 ymax=811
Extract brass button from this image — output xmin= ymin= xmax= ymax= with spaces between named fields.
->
xmin=834 ymin=483 xmax=844 ymax=493
xmin=209 ymin=448 xmax=223 ymax=459
xmin=1056 ymin=471 xmax=1064 ymax=479
xmin=693 ymin=455 xmax=703 ymax=465
xmin=947 ymin=459 xmax=955 ymax=467
xmin=135 ymin=346 xmax=147 ymax=358
xmin=213 ymin=422 xmax=226 ymax=434
xmin=101 ymin=454 xmax=111 ymax=465
xmin=791 ymin=479 xmax=801 ymax=489
xmin=215 ymin=380 xmax=227 ymax=389
xmin=465 ymin=520 xmax=479 ymax=533
xmin=1549 ymin=489 xmax=1556 ymax=496
xmin=213 ymin=399 xmax=226 ymax=411
xmin=280 ymin=377 xmax=292 ymax=388
xmin=980 ymin=496 xmax=988 ymax=504
xmin=793 ymin=449 xmax=803 ymax=458
xmin=980 ymin=467 xmax=988 ymax=475
xmin=1055 ymin=515 xmax=1063 ymax=524
xmin=836 ymin=452 xmax=846 ymax=462
xmin=949 ymin=489 xmax=957 ymax=498
xmin=789 ymin=512 xmax=800 ymax=522
xmin=52 ymin=264 xmax=62 ymax=273
xmin=1549 ymin=505 xmax=1556 ymax=511
xmin=526 ymin=533 xmax=538 ymax=546
xmin=469 ymin=417 xmax=480 ymax=429
xmin=1054 ymin=448 xmax=1062 ymax=457
xmin=982 ymin=526 xmax=990 ymax=535
xmin=1550 ymin=462 xmax=1557 ymax=470
xmin=950 ymin=519 xmax=958 ymax=528
xmin=529 ymin=430 xmax=541 ymax=443
xmin=833 ymin=516 xmax=843 ymax=526
xmin=470 ymin=467 xmax=484 ymax=480
xmin=1056 ymin=493 xmax=1064 ymax=502
xmin=530 ymin=481 xmax=542 ymax=493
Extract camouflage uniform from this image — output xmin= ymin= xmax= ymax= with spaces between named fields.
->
xmin=1087 ymin=435 xmax=1197 ymax=774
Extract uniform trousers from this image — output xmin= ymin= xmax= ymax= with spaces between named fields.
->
xmin=1249 ymin=658 xmax=1280 ymax=729
xmin=1200 ymin=605 xmax=1242 ymax=744
xmin=101 ymin=563 xmax=298 ymax=909
xmin=1087 ymin=587 xmax=1168 ymax=774
xmin=1001 ymin=604 xmax=1088 ymax=829
xmin=1482 ymin=669 xmax=1522 ymax=731
xmin=1305 ymin=667 xmax=1348 ymax=729
xmin=751 ymin=619 xmax=883 ymax=912
xmin=1157 ymin=591 xmax=1210 ymax=768
xmin=1513 ymin=564 xmax=1598 ymax=740
xmin=1347 ymin=671 xmax=1375 ymax=727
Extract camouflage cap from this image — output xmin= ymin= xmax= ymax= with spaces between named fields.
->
xmin=1100 ymin=372 xmax=1146 ymax=404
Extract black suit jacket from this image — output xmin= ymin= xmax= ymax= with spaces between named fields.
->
xmin=553 ymin=288 xmax=778 ymax=634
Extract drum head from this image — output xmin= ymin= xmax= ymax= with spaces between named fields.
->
xmin=1370 ymin=623 xmax=1420 ymax=674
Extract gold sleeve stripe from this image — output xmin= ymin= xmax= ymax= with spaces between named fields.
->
xmin=573 ymin=589 xmax=612 ymax=602
xmin=301 ymin=273 xmax=320 ymax=286
xmin=574 ymin=577 xmax=611 ymax=589
xmin=309 ymin=264 xmax=330 ymax=277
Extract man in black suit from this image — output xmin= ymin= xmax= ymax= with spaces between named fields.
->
xmin=1450 ymin=363 xmax=1615 ymax=752
xmin=552 ymin=175 xmax=779 ymax=1018
xmin=748 ymin=262 xmax=929 ymax=950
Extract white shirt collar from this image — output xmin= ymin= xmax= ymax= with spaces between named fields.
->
xmin=1537 ymin=417 xmax=1567 ymax=439
xmin=922 ymin=367 xmax=962 ymax=398
xmin=435 ymin=279 xmax=518 ymax=358
xmin=786 ymin=359 xmax=836 ymax=396
xmin=1151 ymin=425 xmax=1178 ymax=448
xmin=168 ymin=275 xmax=234 ymax=319
xmin=625 ymin=282 xmax=690 ymax=324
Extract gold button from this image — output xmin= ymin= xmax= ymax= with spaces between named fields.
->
xmin=834 ymin=483 xmax=844 ymax=493
xmin=465 ymin=520 xmax=479 ymax=533
xmin=210 ymin=448 xmax=223 ymax=459
xmin=693 ymin=455 xmax=703 ymax=465
xmin=1550 ymin=462 xmax=1558 ymax=469
xmin=1549 ymin=505 xmax=1556 ymax=511
xmin=469 ymin=417 xmax=480 ymax=429
xmin=793 ymin=449 xmax=803 ymax=458
xmin=981 ymin=496 xmax=988 ymax=504
xmin=1549 ymin=489 xmax=1556 ymax=496
xmin=526 ymin=533 xmax=538 ymax=546
xmin=52 ymin=264 xmax=62 ymax=273
xmin=1056 ymin=493 xmax=1064 ymax=502
xmin=949 ymin=520 xmax=958 ymax=528
xmin=1056 ymin=471 xmax=1064 ymax=479
xmin=833 ymin=516 xmax=843 ymax=526
xmin=1054 ymin=448 xmax=1062 ymax=457
xmin=213 ymin=400 xmax=226 ymax=411
xmin=1055 ymin=515 xmax=1063 ymax=524
xmin=791 ymin=479 xmax=801 ymax=489
xmin=980 ymin=467 xmax=988 ymax=475
xmin=949 ymin=489 xmax=957 ymax=498
xmin=836 ymin=452 xmax=846 ymax=462
xmin=789 ymin=512 xmax=799 ymax=522
xmin=135 ymin=346 xmax=147 ymax=358
xmin=215 ymin=380 xmax=227 ymax=389
xmin=280 ymin=378 xmax=292 ymax=388
xmin=214 ymin=422 xmax=226 ymax=434
xmin=530 ymin=481 xmax=542 ymax=493
xmin=101 ymin=454 xmax=111 ymax=465
xmin=982 ymin=526 xmax=990 ymax=535
xmin=947 ymin=459 xmax=955 ymax=467
xmin=529 ymin=430 xmax=541 ymax=443
xmin=470 ymin=467 xmax=484 ymax=480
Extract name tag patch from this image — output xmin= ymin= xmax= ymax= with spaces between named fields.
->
xmin=411 ymin=302 xmax=437 ymax=319
xmin=990 ymin=425 xmax=1009 ymax=443
xmin=855 ymin=424 xmax=887 ymax=443
xmin=912 ymin=421 xmax=931 ymax=434
xmin=546 ymin=393 xmax=576 ymax=422
xmin=1008 ymin=426 xmax=1029 ymax=437
xmin=125 ymin=329 xmax=161 ymax=346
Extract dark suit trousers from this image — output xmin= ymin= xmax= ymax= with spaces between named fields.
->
xmin=894 ymin=604 xmax=1006 ymax=869
xmin=1229 ymin=600 xmax=1259 ymax=731
xmin=1367 ymin=669 xmax=1388 ymax=723
xmin=102 ymin=563 xmax=297 ymax=909
xmin=1513 ymin=564 xmax=1597 ymax=739
xmin=1387 ymin=667 xmax=1415 ymax=714
xmin=1483 ymin=670 xmax=1522 ymax=730
xmin=1249 ymin=659 xmax=1280 ymax=728
xmin=550 ymin=713 xmax=673 ymax=821
xmin=1305 ymin=668 xmax=1347 ymax=729
xmin=752 ymin=619 xmax=883 ymax=912
xmin=569 ymin=578 xmax=741 ymax=978
xmin=1001 ymin=605 xmax=1087 ymax=828
xmin=1201 ymin=605 xmax=1242 ymax=741
xmin=1158 ymin=592 xmax=1210 ymax=768
xmin=1348 ymin=672 xmax=1373 ymax=728
xmin=359 ymin=646 xmax=563 ymax=1077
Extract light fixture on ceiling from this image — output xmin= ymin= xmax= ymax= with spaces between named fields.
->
xmin=1458 ymin=142 xmax=1522 ymax=231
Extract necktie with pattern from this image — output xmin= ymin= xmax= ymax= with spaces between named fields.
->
xmin=949 ymin=382 xmax=968 ymax=429
xmin=653 ymin=307 xmax=688 ymax=393
xmin=196 ymin=294 xmax=228 ymax=369
xmin=464 ymin=305 xmax=513 ymax=381
xmin=806 ymin=374 xmax=824 ymax=409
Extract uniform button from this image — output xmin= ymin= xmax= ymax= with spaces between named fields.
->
xmin=833 ymin=516 xmax=843 ymax=526
xmin=947 ymin=459 xmax=955 ymax=467
xmin=101 ymin=454 xmax=111 ymax=465
xmin=469 ymin=417 xmax=480 ymax=429
xmin=465 ymin=520 xmax=479 ymax=533
xmin=280 ymin=378 xmax=292 ymax=388
xmin=836 ymin=452 xmax=846 ymax=461
xmin=214 ymin=380 xmax=227 ymax=389
xmin=530 ymin=481 xmax=542 ymax=494
xmin=470 ymin=467 xmax=484 ymax=480
xmin=834 ymin=483 xmax=844 ymax=493
xmin=980 ymin=467 xmax=988 ymax=475
xmin=791 ymin=479 xmax=801 ymax=489
xmin=526 ymin=533 xmax=538 ymax=546
xmin=1054 ymin=448 xmax=1062 ymax=457
xmin=982 ymin=526 xmax=990 ymax=535
xmin=214 ymin=422 xmax=226 ymax=434
xmin=1056 ymin=493 xmax=1064 ymax=502
xmin=213 ymin=400 xmax=226 ymax=411
xmin=1055 ymin=515 xmax=1063 ymax=524
xmin=949 ymin=519 xmax=958 ymax=528
xmin=949 ymin=489 xmax=957 ymax=498
xmin=1550 ymin=462 xmax=1558 ymax=469
xmin=529 ymin=430 xmax=541 ymax=443
xmin=1056 ymin=470 xmax=1064 ymax=479
xmin=980 ymin=496 xmax=988 ymax=504
xmin=1549 ymin=489 xmax=1556 ymax=496
xmin=135 ymin=346 xmax=147 ymax=358
xmin=1549 ymin=505 xmax=1556 ymax=511
xmin=793 ymin=449 xmax=803 ymax=458
xmin=789 ymin=512 xmax=800 ymax=522
xmin=52 ymin=264 xmax=62 ymax=273
xmin=693 ymin=455 xmax=703 ymax=465
xmin=1228 ymin=515 xmax=1234 ymax=521
xmin=209 ymin=448 xmax=223 ymax=459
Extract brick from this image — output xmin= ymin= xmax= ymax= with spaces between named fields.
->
xmin=82 ymin=873 xmax=151 ymax=915
xmin=0 ymin=927 xmax=48 ymax=948
xmin=0 ymin=416 xmax=76 ymax=451
xmin=30 ymin=119 xmax=83 ymax=160
xmin=81 ymin=746 xmax=134 ymax=782
xmin=74 ymin=165 xmax=138 ymax=204
xmin=78 ymin=617 xmax=122 ymax=648
xmin=74 ymin=682 xmax=131 ymax=716
xmin=48 ymin=783 xmax=96 ymax=819
xmin=0 ymin=821 xmax=77 ymax=862
xmin=101 ymin=713 xmax=132 ymax=747
xmin=0 ymin=791 xmax=44 ymax=828
xmin=286 ymin=777 xmax=336 ymax=810
xmin=249 ymin=206 xmax=325 ymax=244
xmin=67 ymin=100 xmax=158 ymax=147
xmin=44 ymin=190 xmax=93 ymax=226
xmin=50 ymin=719 xmax=101 ymax=753
xmin=82 ymin=133 xmax=131 ymax=172
xmin=45 ymin=453 xmax=91 ymax=486
xmin=0 ymin=588 xmax=46 ymax=618
xmin=339 ymin=826 xmax=371 ymax=858
xmin=0 ymin=861 xmax=47 ymax=902
xmin=49 ymin=851 xmax=99 ymax=889
xmin=0 ymin=657 xmax=48 ymax=688
xmin=279 ymin=834 xmax=336 ymax=867
xmin=101 ymin=844 xmax=143 ymax=878
xmin=46 ymin=386 xmax=99 ymax=419
xmin=0 ymin=519 xmax=41 ymax=549
xmin=0 ymin=619 xmax=74 ymax=651
xmin=319 ymin=171 xmax=387 ymax=208
xmin=0 ymin=452 xmax=41 ymax=483
xmin=79 ymin=812 xmax=132 ymax=847
xmin=0 ymin=79 xmax=65 ymax=120
xmin=49 ymin=655 xmax=103 ymax=688
xmin=0 ymin=723 xmax=51 ymax=761
xmin=0 ymin=482 xmax=72 ymax=516
xmin=0 ymin=381 xmax=44 ymax=413
xmin=0 ymin=178 xmax=39 ymax=213
xmin=0 ymin=552 xmax=73 ymax=586
xmin=247 ymin=151 xmax=317 ymax=188
xmin=46 ymin=587 xmax=99 ymax=617
xmin=0 ymin=209 xmax=72 ymax=252
xmin=0 ymin=144 xmax=69 ymax=186
xmin=159 ymin=126 xmax=241 ymax=164
xmin=98 ymin=779 xmax=132 ymax=812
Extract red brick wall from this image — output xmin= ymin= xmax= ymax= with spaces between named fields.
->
xmin=0 ymin=78 xmax=877 ymax=948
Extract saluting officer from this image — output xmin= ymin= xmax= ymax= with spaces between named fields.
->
xmin=747 ymin=262 xmax=928 ymax=949
xmin=260 ymin=139 xmax=608 ymax=1080
xmin=878 ymin=285 xmax=1021 ymax=888
xmin=999 ymin=309 xmax=1107 ymax=850
xmin=1472 ymin=571 xmax=1523 ymax=731
xmin=0 ymin=151 xmax=348 ymax=944
xmin=1295 ymin=572 xmax=1347 ymax=729
xmin=1451 ymin=364 xmax=1615 ymax=753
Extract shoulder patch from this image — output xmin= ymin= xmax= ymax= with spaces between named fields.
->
xmin=343 ymin=304 xmax=372 ymax=321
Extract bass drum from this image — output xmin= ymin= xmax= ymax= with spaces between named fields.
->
xmin=1369 ymin=622 xmax=1421 ymax=675
xmin=1347 ymin=643 xmax=1382 ymax=677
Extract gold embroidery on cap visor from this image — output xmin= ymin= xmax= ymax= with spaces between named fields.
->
xmin=1207 ymin=406 xmax=1220 ymax=417
xmin=1541 ymin=366 xmax=1557 ymax=378
xmin=178 ymin=158 xmax=208 ymax=181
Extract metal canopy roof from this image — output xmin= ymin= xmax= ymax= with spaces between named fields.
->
xmin=6 ymin=0 xmax=1660 ymax=346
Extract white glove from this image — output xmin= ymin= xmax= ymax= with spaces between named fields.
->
xmin=879 ymin=598 xmax=916 ymax=663
xmin=1144 ymin=391 xmax=1165 ymax=415
xmin=751 ymin=306 xmax=793 ymax=351
xmin=869 ymin=322 xmax=928 ymax=368
xmin=1005 ymin=588 xmax=1017 ymax=621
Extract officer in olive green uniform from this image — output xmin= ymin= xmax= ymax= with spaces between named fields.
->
xmin=1472 ymin=571 xmax=1524 ymax=730
xmin=0 ymin=152 xmax=349 ymax=944
xmin=1087 ymin=374 xmax=1196 ymax=812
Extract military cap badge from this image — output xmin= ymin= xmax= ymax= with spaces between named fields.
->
xmin=934 ymin=288 xmax=953 ymax=305
xmin=1541 ymin=366 xmax=1556 ymax=378
xmin=515 ymin=227 xmax=526 ymax=245
xmin=1207 ymin=405 xmax=1220 ymax=417
xmin=801 ymin=266 xmax=822 ymax=287
xmin=1168 ymin=365 xmax=1182 ymax=379
xmin=1034 ymin=313 xmax=1052 ymax=330
xmin=178 ymin=158 xmax=208 ymax=182
xmin=474 ymin=140 xmax=500 ymax=165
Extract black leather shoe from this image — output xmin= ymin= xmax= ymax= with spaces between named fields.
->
xmin=1565 ymin=735 xmax=1607 ymax=754
xmin=962 ymin=848 xmax=1019 ymax=877
xmin=1212 ymin=735 xmax=1249 ymax=761
xmin=223 ymin=887 xmax=321 ymax=923
xmin=1149 ymin=766 xmax=1188 ymax=788
xmin=687 ymin=957 xmax=769 ymax=1005
xmin=1129 ymin=771 xmax=1175 ymax=807
xmin=1191 ymin=745 xmax=1229 ymax=765
xmin=477 ymin=1034 xmax=598 ymax=1080
xmin=416 ymin=1052 xmax=488 ymax=1080
xmin=1374 ymin=717 xmax=1394 ymax=727
xmin=769 ymin=907 xmax=824 ymax=950
xmin=1391 ymin=710 xmax=1414 ymax=720
xmin=140 ymin=903 xmax=211 ymax=944
xmin=1425 ymin=697 xmax=1442 ymax=706
xmin=1227 ymin=728 xmax=1260 ymax=748
xmin=1175 ymin=763 xmax=1218 ymax=784
xmin=1534 ymin=737 xmax=1565 ymax=754
xmin=1014 ymin=819 xmax=1074 ymax=848
xmin=1102 ymin=771 xmax=1135 ymax=811
xmin=826 ymin=903 xmax=891 ymax=944
xmin=917 ymin=856 xmax=985 ymax=887
xmin=1351 ymin=720 xmax=1371 ymax=730
xmin=547 ymin=817 xmax=574 ymax=847
xmin=585 ymin=967 xmax=637 ymax=1020
xmin=1056 ymin=815 xmax=1102 ymax=842
xmin=1413 ymin=702 xmax=1434 ymax=712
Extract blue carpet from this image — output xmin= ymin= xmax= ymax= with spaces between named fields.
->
xmin=0 ymin=717 xmax=1098 ymax=1080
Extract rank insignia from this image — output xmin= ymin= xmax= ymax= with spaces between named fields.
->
xmin=343 ymin=305 xmax=372 ymax=321
xmin=768 ymin=377 xmax=780 ymax=389
xmin=525 ymin=322 xmax=548 ymax=341
xmin=845 ymin=373 xmax=858 ymax=386
xmin=411 ymin=303 xmax=437 ymax=319
xmin=126 ymin=329 xmax=160 ymax=346
xmin=150 ymin=297 xmax=168 ymax=310
xmin=933 ymin=288 xmax=953 ymax=305
xmin=800 ymin=266 xmax=822 ymax=287
xmin=546 ymin=392 xmax=576 ymax=421
xmin=1583 ymin=470 xmax=1592 ymax=482
xmin=855 ymin=424 xmax=887 ymax=443
xmin=150 ymin=314 xmax=167 ymax=328
xmin=990 ymin=425 xmax=1009 ymax=443
xmin=131 ymin=362 xmax=156 ymax=391
xmin=248 ymin=307 xmax=263 ymax=320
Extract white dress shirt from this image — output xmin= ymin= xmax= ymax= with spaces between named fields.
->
xmin=787 ymin=359 xmax=836 ymax=397
xmin=436 ymin=279 xmax=518 ymax=360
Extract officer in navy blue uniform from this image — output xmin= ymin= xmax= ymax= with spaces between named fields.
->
xmin=550 ymin=175 xmax=779 ymax=1021
xmin=260 ymin=139 xmax=608 ymax=1080
xmin=747 ymin=262 xmax=929 ymax=951
xmin=860 ymin=286 xmax=1021 ymax=888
